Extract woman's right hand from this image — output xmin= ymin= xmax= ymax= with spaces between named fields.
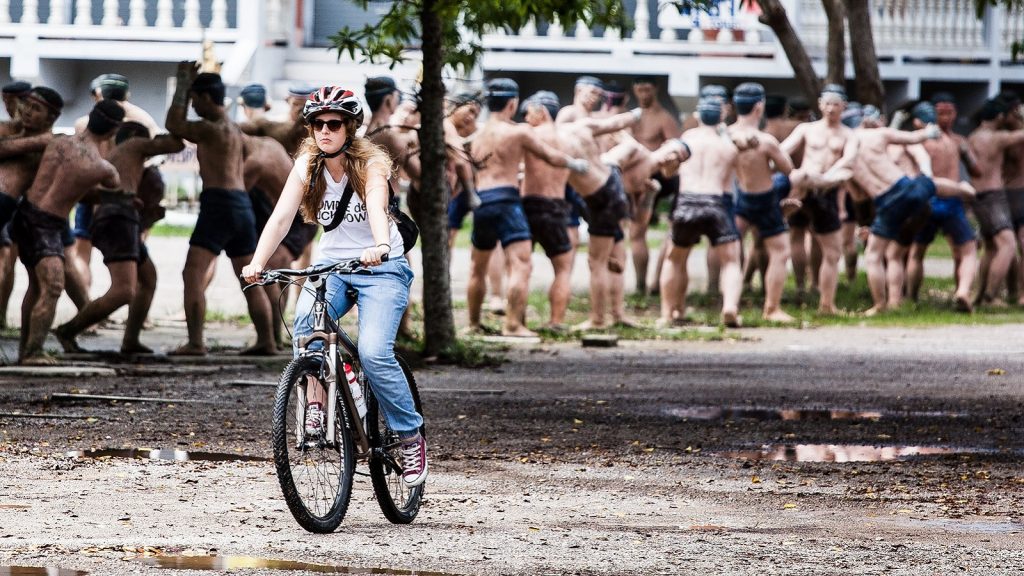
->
xmin=241 ymin=263 xmax=265 ymax=284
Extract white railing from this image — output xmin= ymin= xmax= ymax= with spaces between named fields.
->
xmin=1004 ymin=3 xmax=1024 ymax=55
xmin=0 ymin=0 xmax=235 ymax=29
xmin=797 ymin=0 xmax=988 ymax=54
xmin=488 ymin=0 xmax=774 ymax=47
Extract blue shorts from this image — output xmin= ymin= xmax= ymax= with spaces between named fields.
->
xmin=565 ymin=184 xmax=587 ymax=228
xmin=448 ymin=188 xmax=472 ymax=230
xmin=914 ymin=196 xmax=976 ymax=246
xmin=189 ymin=188 xmax=259 ymax=258
xmin=736 ymin=174 xmax=789 ymax=239
xmin=73 ymin=201 xmax=93 ymax=240
xmin=471 ymin=187 xmax=531 ymax=250
xmin=871 ymin=175 xmax=936 ymax=246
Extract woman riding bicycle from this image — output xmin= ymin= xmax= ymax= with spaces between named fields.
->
xmin=241 ymin=86 xmax=426 ymax=487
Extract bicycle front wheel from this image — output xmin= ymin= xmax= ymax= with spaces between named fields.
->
xmin=367 ymin=354 xmax=425 ymax=524
xmin=272 ymin=353 xmax=356 ymax=533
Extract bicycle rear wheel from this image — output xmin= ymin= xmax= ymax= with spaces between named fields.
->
xmin=271 ymin=353 xmax=356 ymax=533
xmin=366 ymin=354 xmax=425 ymax=524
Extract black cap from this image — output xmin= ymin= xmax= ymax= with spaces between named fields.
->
xmin=2 ymin=81 xmax=31 ymax=96
xmin=25 ymin=86 xmax=64 ymax=114
xmin=364 ymin=76 xmax=398 ymax=97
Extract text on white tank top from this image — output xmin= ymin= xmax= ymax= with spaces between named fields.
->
xmin=313 ymin=167 xmax=404 ymax=261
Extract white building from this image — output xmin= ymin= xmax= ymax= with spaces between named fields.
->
xmin=0 ymin=0 xmax=1020 ymax=128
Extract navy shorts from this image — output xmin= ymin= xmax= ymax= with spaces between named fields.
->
xmin=565 ymin=184 xmax=587 ymax=228
xmin=523 ymin=195 xmax=572 ymax=257
xmin=914 ymin=196 xmax=976 ymax=247
xmin=73 ymin=201 xmax=93 ymax=240
xmin=249 ymin=188 xmax=274 ymax=236
xmin=448 ymin=188 xmax=472 ymax=230
xmin=736 ymin=174 xmax=789 ymax=239
xmin=871 ymin=175 xmax=936 ymax=246
xmin=789 ymin=188 xmax=842 ymax=235
xmin=11 ymin=200 xmax=67 ymax=268
xmin=190 ymin=188 xmax=259 ymax=258
xmin=91 ymin=203 xmax=143 ymax=264
xmin=471 ymin=187 xmax=531 ymax=250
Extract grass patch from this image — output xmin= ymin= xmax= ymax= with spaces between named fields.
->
xmin=147 ymin=223 xmax=194 ymax=238
xmin=204 ymin=310 xmax=253 ymax=325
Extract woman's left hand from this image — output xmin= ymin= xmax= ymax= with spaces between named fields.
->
xmin=361 ymin=244 xmax=389 ymax=266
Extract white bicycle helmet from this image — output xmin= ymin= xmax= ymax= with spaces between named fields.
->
xmin=302 ymin=86 xmax=363 ymax=122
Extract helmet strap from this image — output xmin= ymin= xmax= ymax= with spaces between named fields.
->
xmin=318 ymin=137 xmax=352 ymax=159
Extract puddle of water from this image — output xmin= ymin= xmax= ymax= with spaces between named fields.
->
xmin=140 ymin=555 xmax=456 ymax=574
xmin=668 ymin=406 xmax=963 ymax=422
xmin=719 ymin=444 xmax=970 ymax=463
xmin=66 ymin=448 xmax=268 ymax=463
xmin=0 ymin=567 xmax=87 ymax=575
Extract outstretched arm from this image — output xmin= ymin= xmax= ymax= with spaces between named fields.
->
xmin=883 ymin=126 xmax=939 ymax=146
xmin=165 ymin=61 xmax=215 ymax=143
xmin=0 ymin=132 xmax=53 ymax=159
xmin=519 ymin=126 xmax=574 ymax=170
xmin=584 ymin=109 xmax=642 ymax=137
xmin=780 ymin=123 xmax=807 ymax=157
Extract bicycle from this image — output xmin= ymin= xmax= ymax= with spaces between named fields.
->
xmin=244 ymin=257 xmax=424 ymax=532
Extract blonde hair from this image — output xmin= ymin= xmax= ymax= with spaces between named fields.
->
xmin=298 ymin=117 xmax=393 ymax=224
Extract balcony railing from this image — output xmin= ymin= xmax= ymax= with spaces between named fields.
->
xmin=0 ymin=0 xmax=240 ymax=39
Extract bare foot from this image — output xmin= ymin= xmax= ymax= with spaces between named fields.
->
xmin=954 ymin=295 xmax=973 ymax=313
xmin=780 ymin=198 xmax=803 ymax=218
xmin=721 ymin=310 xmax=742 ymax=328
xmin=613 ymin=317 xmax=640 ymax=329
xmin=817 ymin=304 xmax=839 ymax=316
xmin=574 ymin=319 xmax=608 ymax=332
xmin=763 ymin=309 xmax=796 ymax=323
xmin=984 ymin=296 xmax=1009 ymax=308
xmin=120 ymin=343 xmax=154 ymax=355
xmin=501 ymin=326 xmax=538 ymax=338
xmin=863 ymin=305 xmax=885 ymax=317
xmin=52 ymin=326 xmax=85 ymax=353
xmin=20 ymin=353 xmax=59 ymax=366
xmin=240 ymin=344 xmax=279 ymax=356
xmin=462 ymin=324 xmax=499 ymax=336
xmin=168 ymin=343 xmax=208 ymax=356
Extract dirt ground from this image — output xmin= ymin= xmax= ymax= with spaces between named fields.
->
xmin=1 ymin=323 xmax=1023 ymax=575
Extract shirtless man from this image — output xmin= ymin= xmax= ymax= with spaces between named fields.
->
xmin=237 ymin=84 xmax=271 ymax=122
xmin=70 ymin=74 xmax=162 ymax=296
xmin=0 ymin=87 xmax=63 ymax=329
xmin=243 ymin=134 xmax=308 ymax=349
xmin=907 ymin=95 xmax=981 ymax=310
xmin=11 ymin=100 xmax=122 ymax=364
xmin=967 ymin=98 xmax=1024 ymax=305
xmin=629 ymin=77 xmax=681 ymax=294
xmin=467 ymin=78 xmax=588 ymax=336
xmin=848 ymin=110 xmax=972 ymax=314
xmin=240 ymin=84 xmax=313 ymax=156
xmin=53 ymin=123 xmax=184 ymax=354
xmin=658 ymin=97 xmax=741 ymax=327
xmin=729 ymin=83 xmax=796 ymax=322
xmin=442 ymin=91 xmax=482 ymax=246
xmin=556 ymin=76 xmax=603 ymax=124
xmin=781 ymin=84 xmax=859 ymax=314
xmin=999 ymin=92 xmax=1024 ymax=303
xmin=165 ymin=62 xmax=275 ymax=356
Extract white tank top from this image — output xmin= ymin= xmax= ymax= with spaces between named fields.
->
xmin=298 ymin=154 xmax=404 ymax=261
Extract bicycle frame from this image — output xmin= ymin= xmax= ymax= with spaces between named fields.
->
xmin=293 ymin=270 xmax=373 ymax=457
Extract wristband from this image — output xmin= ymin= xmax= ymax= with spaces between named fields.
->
xmin=377 ymin=243 xmax=391 ymax=251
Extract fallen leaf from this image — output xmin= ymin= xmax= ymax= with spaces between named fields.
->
xmin=783 ymin=503 xmax=797 ymax=510
xmin=572 ymin=418 xmax=584 ymax=425
xmin=986 ymin=368 xmax=1006 ymax=376
xmin=751 ymin=476 xmax=762 ymax=484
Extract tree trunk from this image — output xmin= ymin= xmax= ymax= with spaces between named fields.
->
xmin=416 ymin=0 xmax=456 ymax=357
xmin=845 ymin=0 xmax=884 ymax=107
xmin=822 ymin=0 xmax=846 ymax=86
xmin=757 ymin=0 xmax=822 ymax=109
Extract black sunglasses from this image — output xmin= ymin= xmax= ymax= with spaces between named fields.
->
xmin=312 ymin=119 xmax=344 ymax=132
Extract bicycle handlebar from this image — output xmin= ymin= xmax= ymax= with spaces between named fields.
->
xmin=242 ymin=254 xmax=389 ymax=289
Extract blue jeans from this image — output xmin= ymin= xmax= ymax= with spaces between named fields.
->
xmin=292 ymin=256 xmax=422 ymax=437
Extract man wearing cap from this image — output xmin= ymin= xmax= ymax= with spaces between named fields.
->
xmin=847 ymin=105 xmax=972 ymax=315
xmin=729 ymin=83 xmax=796 ymax=323
xmin=629 ymin=77 xmax=681 ymax=295
xmin=0 ymin=86 xmax=64 ymax=329
xmin=12 ymin=100 xmax=122 ymax=365
xmin=240 ymin=83 xmax=313 ymax=156
xmin=467 ymin=78 xmax=589 ymax=337
xmin=238 ymin=83 xmax=270 ymax=122
xmin=556 ymin=76 xmax=604 ymax=124
xmin=75 ymin=74 xmax=160 ymax=138
xmin=780 ymin=84 xmax=859 ymax=315
xmin=907 ymin=94 xmax=981 ymax=311
xmin=658 ymin=96 xmax=740 ymax=327
xmin=166 ymin=61 xmax=275 ymax=356
xmin=966 ymin=98 xmax=1024 ymax=306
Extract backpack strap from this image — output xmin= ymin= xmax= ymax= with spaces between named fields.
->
xmin=322 ymin=177 xmax=356 ymax=233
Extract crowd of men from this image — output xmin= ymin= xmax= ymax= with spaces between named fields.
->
xmin=0 ymin=65 xmax=1022 ymax=363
